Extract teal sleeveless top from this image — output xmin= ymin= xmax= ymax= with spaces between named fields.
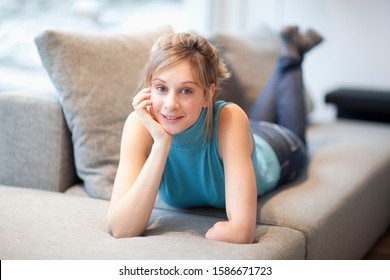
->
xmin=158 ymin=101 xmax=280 ymax=208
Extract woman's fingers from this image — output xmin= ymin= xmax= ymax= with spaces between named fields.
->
xmin=134 ymin=99 xmax=153 ymax=112
xmin=131 ymin=88 xmax=169 ymax=142
xmin=132 ymin=88 xmax=172 ymax=145
xmin=132 ymin=88 xmax=152 ymax=111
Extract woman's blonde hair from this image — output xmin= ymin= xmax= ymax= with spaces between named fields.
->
xmin=139 ymin=32 xmax=231 ymax=141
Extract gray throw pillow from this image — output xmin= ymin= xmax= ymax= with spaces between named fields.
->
xmin=213 ymin=32 xmax=281 ymax=108
xmin=214 ymin=30 xmax=314 ymax=114
xmin=208 ymin=37 xmax=248 ymax=113
xmin=35 ymin=26 xmax=172 ymax=200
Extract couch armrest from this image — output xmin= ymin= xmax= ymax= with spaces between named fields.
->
xmin=0 ymin=91 xmax=79 ymax=192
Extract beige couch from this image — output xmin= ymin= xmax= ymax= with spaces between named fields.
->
xmin=1 ymin=26 xmax=389 ymax=259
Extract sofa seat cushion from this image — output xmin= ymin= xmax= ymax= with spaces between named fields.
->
xmin=0 ymin=185 xmax=305 ymax=259
xmin=258 ymin=120 xmax=390 ymax=259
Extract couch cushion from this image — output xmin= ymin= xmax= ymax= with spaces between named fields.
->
xmin=0 ymin=185 xmax=305 ymax=259
xmin=207 ymin=37 xmax=247 ymax=111
xmin=212 ymin=30 xmax=280 ymax=110
xmin=257 ymin=120 xmax=390 ymax=259
xmin=35 ymin=26 xmax=172 ymax=200
xmin=213 ymin=28 xmax=313 ymax=114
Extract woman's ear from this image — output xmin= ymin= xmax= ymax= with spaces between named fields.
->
xmin=203 ymin=83 xmax=216 ymax=108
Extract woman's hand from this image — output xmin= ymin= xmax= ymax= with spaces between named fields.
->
xmin=132 ymin=88 xmax=172 ymax=145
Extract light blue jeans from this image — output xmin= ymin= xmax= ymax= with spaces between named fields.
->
xmin=249 ymin=56 xmax=308 ymax=184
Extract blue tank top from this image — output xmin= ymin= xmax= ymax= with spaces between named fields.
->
xmin=158 ymin=101 xmax=280 ymax=208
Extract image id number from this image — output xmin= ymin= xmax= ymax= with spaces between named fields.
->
xmin=212 ymin=266 xmax=272 ymax=276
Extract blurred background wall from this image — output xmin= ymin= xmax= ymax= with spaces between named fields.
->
xmin=1 ymin=0 xmax=389 ymax=121
xmin=208 ymin=0 xmax=390 ymax=121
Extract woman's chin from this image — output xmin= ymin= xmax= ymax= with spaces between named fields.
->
xmin=161 ymin=124 xmax=188 ymax=136
xmin=163 ymin=127 xmax=182 ymax=136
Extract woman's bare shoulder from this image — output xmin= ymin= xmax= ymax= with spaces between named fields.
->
xmin=121 ymin=112 xmax=153 ymax=155
xmin=218 ymin=103 xmax=252 ymax=158
xmin=219 ymin=103 xmax=250 ymax=127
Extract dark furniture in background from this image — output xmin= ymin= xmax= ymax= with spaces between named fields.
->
xmin=325 ymin=88 xmax=390 ymax=123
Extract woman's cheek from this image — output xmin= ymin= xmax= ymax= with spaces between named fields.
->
xmin=150 ymin=105 xmax=157 ymax=121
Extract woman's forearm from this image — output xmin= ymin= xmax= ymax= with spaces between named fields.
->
xmin=108 ymin=141 xmax=171 ymax=238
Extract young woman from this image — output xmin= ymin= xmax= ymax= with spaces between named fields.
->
xmin=108 ymin=27 xmax=323 ymax=244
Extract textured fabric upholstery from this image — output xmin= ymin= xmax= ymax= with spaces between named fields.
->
xmin=0 ymin=91 xmax=78 ymax=192
xmin=35 ymin=26 xmax=172 ymax=200
xmin=0 ymin=185 xmax=305 ymax=259
xmin=214 ymin=31 xmax=313 ymax=114
xmin=2 ymin=116 xmax=390 ymax=260
xmin=258 ymin=120 xmax=390 ymax=259
xmin=213 ymin=31 xmax=281 ymax=109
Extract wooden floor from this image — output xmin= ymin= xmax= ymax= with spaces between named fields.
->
xmin=363 ymin=226 xmax=390 ymax=259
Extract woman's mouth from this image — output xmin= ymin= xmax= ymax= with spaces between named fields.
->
xmin=161 ymin=113 xmax=184 ymax=122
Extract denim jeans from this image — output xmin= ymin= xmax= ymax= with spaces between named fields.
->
xmin=249 ymin=56 xmax=308 ymax=184
xmin=250 ymin=120 xmax=307 ymax=184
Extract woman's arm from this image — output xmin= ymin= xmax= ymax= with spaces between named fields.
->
xmin=205 ymin=104 xmax=257 ymax=244
xmin=108 ymin=89 xmax=172 ymax=238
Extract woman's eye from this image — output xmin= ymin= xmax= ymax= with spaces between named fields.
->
xmin=181 ymin=88 xmax=192 ymax=94
xmin=156 ymin=86 xmax=166 ymax=92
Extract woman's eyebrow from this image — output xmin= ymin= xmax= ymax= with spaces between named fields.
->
xmin=181 ymin=81 xmax=199 ymax=86
xmin=152 ymin=78 xmax=199 ymax=86
xmin=153 ymin=78 xmax=166 ymax=83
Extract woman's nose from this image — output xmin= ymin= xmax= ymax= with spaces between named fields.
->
xmin=164 ymin=92 xmax=179 ymax=110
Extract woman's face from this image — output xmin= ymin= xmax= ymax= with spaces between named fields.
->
xmin=150 ymin=60 xmax=210 ymax=135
